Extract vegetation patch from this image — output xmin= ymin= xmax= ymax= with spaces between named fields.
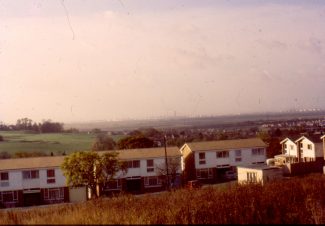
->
xmin=0 ymin=174 xmax=324 ymax=224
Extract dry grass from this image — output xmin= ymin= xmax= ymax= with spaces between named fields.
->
xmin=1 ymin=174 xmax=325 ymax=224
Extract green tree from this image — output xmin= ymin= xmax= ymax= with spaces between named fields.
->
xmin=92 ymin=134 xmax=116 ymax=151
xmin=61 ymin=151 xmax=125 ymax=198
xmin=117 ymin=135 xmax=154 ymax=149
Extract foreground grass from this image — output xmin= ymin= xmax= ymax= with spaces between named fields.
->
xmin=1 ymin=174 xmax=325 ymax=224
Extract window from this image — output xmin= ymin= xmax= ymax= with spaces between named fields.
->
xmin=22 ymin=170 xmax=39 ymax=179
xmin=199 ymin=152 xmax=206 ymax=164
xmin=307 ymin=144 xmax=312 ymax=150
xmin=147 ymin=159 xmax=154 ymax=172
xmin=246 ymin=172 xmax=257 ymax=183
xmin=0 ymin=172 xmax=9 ymax=187
xmin=144 ymin=176 xmax=162 ymax=187
xmin=127 ymin=160 xmax=140 ymax=168
xmin=44 ymin=187 xmax=64 ymax=200
xmin=252 ymin=148 xmax=264 ymax=156
xmin=1 ymin=191 xmax=18 ymax=202
xmin=290 ymin=145 xmax=294 ymax=150
xmin=196 ymin=168 xmax=213 ymax=179
xmin=284 ymin=144 xmax=287 ymax=149
xmin=235 ymin=150 xmax=242 ymax=162
xmin=216 ymin=151 xmax=229 ymax=158
xmin=47 ymin=169 xmax=56 ymax=184
xmin=106 ymin=179 xmax=121 ymax=190
xmin=300 ymin=143 xmax=303 ymax=148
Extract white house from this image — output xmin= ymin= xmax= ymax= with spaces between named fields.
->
xmin=275 ymin=135 xmax=323 ymax=165
xmin=99 ymin=146 xmax=183 ymax=195
xmin=237 ymin=164 xmax=283 ymax=185
xmin=294 ymin=136 xmax=323 ymax=162
xmin=0 ymin=156 xmax=69 ymax=208
xmin=180 ymin=138 xmax=267 ymax=182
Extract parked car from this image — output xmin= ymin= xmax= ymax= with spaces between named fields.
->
xmin=186 ymin=180 xmax=202 ymax=189
xmin=224 ymin=171 xmax=237 ymax=180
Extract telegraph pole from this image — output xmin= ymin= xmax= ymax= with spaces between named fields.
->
xmin=164 ymin=135 xmax=169 ymax=190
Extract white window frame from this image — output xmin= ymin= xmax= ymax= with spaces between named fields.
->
xmin=44 ymin=187 xmax=64 ymax=200
xmin=22 ymin=170 xmax=39 ymax=180
xmin=0 ymin=172 xmax=9 ymax=187
xmin=144 ymin=176 xmax=162 ymax=187
xmin=127 ymin=160 xmax=140 ymax=169
xmin=216 ymin=151 xmax=229 ymax=158
xmin=252 ymin=148 xmax=264 ymax=156
xmin=199 ymin=152 xmax=206 ymax=165
xmin=147 ymin=159 xmax=154 ymax=172
xmin=47 ymin=169 xmax=56 ymax=184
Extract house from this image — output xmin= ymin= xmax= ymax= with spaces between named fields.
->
xmin=99 ymin=146 xmax=183 ymax=195
xmin=320 ymin=134 xmax=325 ymax=160
xmin=180 ymin=138 xmax=267 ymax=183
xmin=237 ymin=164 xmax=283 ymax=185
xmin=294 ymin=135 xmax=323 ymax=162
xmin=0 ymin=156 xmax=70 ymax=208
xmin=275 ymin=136 xmax=300 ymax=165
xmin=275 ymin=135 xmax=323 ymax=165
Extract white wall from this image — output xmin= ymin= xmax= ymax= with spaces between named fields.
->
xmin=195 ymin=148 xmax=266 ymax=169
xmin=283 ymin=140 xmax=298 ymax=157
xmin=0 ymin=167 xmax=66 ymax=192
xmin=115 ymin=157 xmax=182 ymax=178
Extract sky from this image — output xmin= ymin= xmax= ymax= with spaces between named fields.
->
xmin=1 ymin=0 xmax=325 ymax=124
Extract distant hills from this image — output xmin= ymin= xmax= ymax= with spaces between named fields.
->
xmin=64 ymin=110 xmax=325 ymax=132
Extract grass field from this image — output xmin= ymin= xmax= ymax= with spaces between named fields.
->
xmin=0 ymin=174 xmax=324 ymax=224
xmin=0 ymin=131 xmax=125 ymax=156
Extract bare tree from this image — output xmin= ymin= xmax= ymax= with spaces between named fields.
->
xmin=155 ymin=157 xmax=181 ymax=188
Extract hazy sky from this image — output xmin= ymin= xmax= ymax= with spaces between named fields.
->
xmin=1 ymin=0 xmax=325 ymax=124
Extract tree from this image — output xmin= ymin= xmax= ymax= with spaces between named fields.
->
xmin=156 ymin=157 xmax=181 ymax=189
xmin=61 ymin=151 xmax=125 ymax=198
xmin=117 ymin=135 xmax=154 ymax=149
xmin=92 ymin=134 xmax=116 ymax=151
xmin=40 ymin=120 xmax=64 ymax=133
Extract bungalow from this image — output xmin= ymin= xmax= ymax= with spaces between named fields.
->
xmin=180 ymin=138 xmax=267 ymax=183
xmin=237 ymin=164 xmax=283 ymax=185
xmin=99 ymin=146 xmax=183 ymax=195
xmin=0 ymin=156 xmax=70 ymax=208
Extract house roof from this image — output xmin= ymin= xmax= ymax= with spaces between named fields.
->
xmin=294 ymin=135 xmax=322 ymax=143
xmin=321 ymin=135 xmax=325 ymax=139
xmin=0 ymin=147 xmax=181 ymax=171
xmin=0 ymin=156 xmax=65 ymax=171
xmin=185 ymin=138 xmax=267 ymax=152
xmin=280 ymin=136 xmax=300 ymax=144
xmin=100 ymin=146 xmax=181 ymax=160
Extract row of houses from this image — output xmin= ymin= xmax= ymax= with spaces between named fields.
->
xmin=2 ymin=135 xmax=324 ymax=208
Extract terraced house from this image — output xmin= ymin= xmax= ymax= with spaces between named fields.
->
xmin=0 ymin=156 xmax=69 ymax=208
xmin=100 ymin=146 xmax=183 ymax=195
xmin=180 ymin=138 xmax=267 ymax=183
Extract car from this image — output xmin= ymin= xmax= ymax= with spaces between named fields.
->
xmin=224 ymin=171 xmax=237 ymax=180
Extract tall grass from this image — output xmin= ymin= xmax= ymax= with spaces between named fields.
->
xmin=1 ymin=174 xmax=325 ymax=224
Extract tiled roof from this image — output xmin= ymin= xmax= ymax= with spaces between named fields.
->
xmin=185 ymin=137 xmax=267 ymax=152
xmin=0 ymin=156 xmax=65 ymax=171
xmin=100 ymin=147 xmax=181 ymax=160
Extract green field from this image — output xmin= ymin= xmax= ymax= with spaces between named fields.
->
xmin=0 ymin=131 xmax=125 ymax=156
